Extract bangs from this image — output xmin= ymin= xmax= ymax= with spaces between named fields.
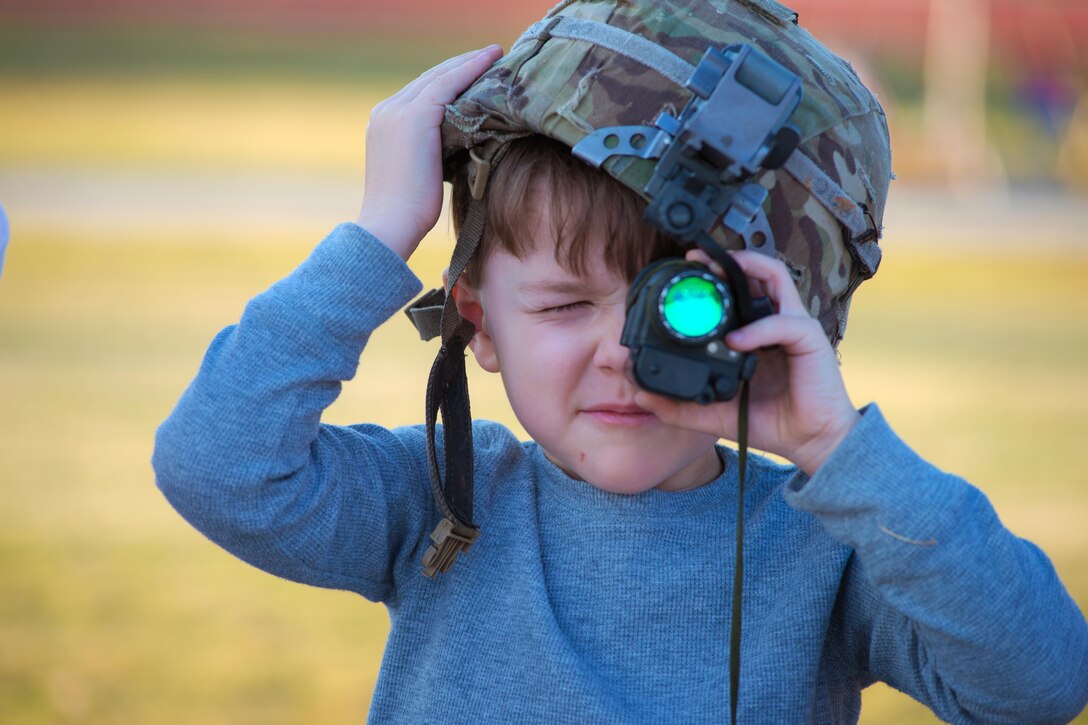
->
xmin=453 ymin=135 xmax=684 ymax=285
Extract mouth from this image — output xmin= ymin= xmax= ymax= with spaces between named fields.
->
xmin=581 ymin=403 xmax=658 ymax=428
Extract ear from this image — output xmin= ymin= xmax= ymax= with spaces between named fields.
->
xmin=452 ymin=279 xmax=499 ymax=373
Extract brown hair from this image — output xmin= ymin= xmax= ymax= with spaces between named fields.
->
xmin=451 ymin=135 xmax=684 ymax=286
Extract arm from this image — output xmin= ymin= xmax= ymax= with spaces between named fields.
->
xmin=637 ymin=250 xmax=1088 ymax=721
xmin=789 ymin=405 xmax=1088 ymax=723
xmin=153 ymin=45 xmax=504 ymax=602
xmin=153 ymin=225 xmax=427 ymax=601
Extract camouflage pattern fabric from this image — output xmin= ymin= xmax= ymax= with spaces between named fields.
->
xmin=441 ymin=0 xmax=893 ymax=345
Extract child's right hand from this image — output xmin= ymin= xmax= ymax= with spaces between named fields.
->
xmin=356 ymin=45 xmax=504 ymax=261
xmin=635 ymin=249 xmax=861 ymax=477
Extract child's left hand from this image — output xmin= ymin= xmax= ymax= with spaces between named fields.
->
xmin=634 ymin=249 xmax=860 ymax=476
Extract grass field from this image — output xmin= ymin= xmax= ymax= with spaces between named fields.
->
xmin=1 ymin=71 xmax=1086 ymax=723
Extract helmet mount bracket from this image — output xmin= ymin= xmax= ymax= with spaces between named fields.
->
xmin=572 ymin=44 xmax=802 ymax=259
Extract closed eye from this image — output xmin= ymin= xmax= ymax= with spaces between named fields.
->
xmin=540 ymin=301 xmax=591 ymax=314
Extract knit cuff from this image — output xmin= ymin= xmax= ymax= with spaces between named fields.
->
xmin=781 ymin=404 xmax=972 ymax=581
xmin=267 ymin=222 xmax=423 ymax=345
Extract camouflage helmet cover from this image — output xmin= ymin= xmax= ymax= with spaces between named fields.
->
xmin=440 ymin=0 xmax=893 ymax=344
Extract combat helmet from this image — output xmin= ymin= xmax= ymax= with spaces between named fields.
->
xmin=407 ymin=0 xmax=893 ymax=578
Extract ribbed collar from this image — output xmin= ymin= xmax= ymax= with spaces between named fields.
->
xmin=529 ymin=442 xmax=739 ymax=519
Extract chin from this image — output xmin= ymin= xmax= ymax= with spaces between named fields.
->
xmin=575 ymin=458 xmax=675 ymax=495
xmin=586 ymin=444 xmax=722 ymax=494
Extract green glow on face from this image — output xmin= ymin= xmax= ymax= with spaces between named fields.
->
xmin=661 ymin=276 xmax=725 ymax=338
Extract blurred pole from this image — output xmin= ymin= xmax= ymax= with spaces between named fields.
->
xmin=1058 ymin=92 xmax=1088 ymax=190
xmin=922 ymin=0 xmax=999 ymax=189
xmin=0 ymin=201 xmax=8 ymax=280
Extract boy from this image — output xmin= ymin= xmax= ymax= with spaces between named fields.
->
xmin=154 ymin=1 xmax=1088 ymax=722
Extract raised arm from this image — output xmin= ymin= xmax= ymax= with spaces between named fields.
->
xmin=152 ymin=46 xmax=504 ymax=602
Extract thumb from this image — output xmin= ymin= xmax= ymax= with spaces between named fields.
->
xmin=635 ymin=391 xmax=736 ymax=438
xmin=635 ymin=390 xmax=685 ymax=425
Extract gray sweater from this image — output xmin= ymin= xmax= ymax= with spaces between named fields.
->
xmin=153 ymin=223 xmax=1088 ymax=723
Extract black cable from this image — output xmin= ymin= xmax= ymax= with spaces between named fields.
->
xmin=730 ymin=379 xmax=750 ymax=725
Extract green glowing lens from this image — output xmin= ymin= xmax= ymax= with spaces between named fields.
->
xmin=661 ymin=275 xmax=725 ymax=339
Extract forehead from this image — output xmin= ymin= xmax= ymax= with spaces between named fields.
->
xmin=488 ymin=184 xmax=618 ymax=277
xmin=481 ymin=230 xmax=618 ymax=292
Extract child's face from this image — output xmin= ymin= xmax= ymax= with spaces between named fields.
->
xmin=459 ymin=207 xmax=723 ymax=495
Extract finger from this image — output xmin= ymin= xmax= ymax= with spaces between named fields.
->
xmin=725 ymin=312 xmax=827 ymax=356
xmin=634 ymin=390 xmax=682 ymax=421
xmin=684 ymin=247 xmax=773 ymax=304
xmin=634 ymin=390 xmax=738 ymax=438
xmin=394 ymin=46 xmax=498 ymax=95
xmin=727 ymin=250 xmax=807 ymax=317
xmin=395 ymin=45 xmax=503 ymax=106
xmin=379 ymin=51 xmax=482 ymax=107
xmin=633 ymin=391 xmax=693 ymax=430
xmin=420 ymin=45 xmax=504 ymax=105
xmin=684 ymin=248 xmax=722 ymax=276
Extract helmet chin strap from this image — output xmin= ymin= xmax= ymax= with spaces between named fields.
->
xmin=405 ymin=140 xmax=509 ymax=577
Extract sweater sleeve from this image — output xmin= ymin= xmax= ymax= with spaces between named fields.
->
xmin=152 ymin=223 xmax=432 ymax=604
xmin=783 ymin=404 xmax=1088 ymax=724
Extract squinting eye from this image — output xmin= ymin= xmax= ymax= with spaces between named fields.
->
xmin=542 ymin=301 xmax=590 ymax=314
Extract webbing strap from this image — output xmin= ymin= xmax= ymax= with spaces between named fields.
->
xmin=730 ymin=380 xmax=751 ymax=725
xmin=781 ymin=149 xmax=867 ymax=239
xmin=423 ymin=337 xmax=474 ymax=524
xmin=417 ymin=142 xmax=510 ymax=577
xmin=418 ymin=198 xmax=485 ymax=577
xmin=782 ymin=151 xmax=881 ymax=278
xmin=404 ymin=288 xmax=445 ymax=341
xmin=405 ymin=140 xmax=506 ymax=343
xmin=515 ymin=16 xmax=695 ymax=88
xmin=442 ymin=197 xmax=488 ymax=339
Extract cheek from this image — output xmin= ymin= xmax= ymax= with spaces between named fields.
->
xmin=496 ymin=323 xmax=591 ymax=378
xmin=535 ymin=330 xmax=591 ymax=369
xmin=493 ymin=326 xmax=591 ymax=415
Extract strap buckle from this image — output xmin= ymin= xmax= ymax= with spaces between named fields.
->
xmin=844 ymin=204 xmax=882 ymax=280
xmin=404 ymin=287 xmax=446 ymax=341
xmin=421 ymin=517 xmax=479 ymax=577
xmin=467 ymin=139 xmax=504 ymax=200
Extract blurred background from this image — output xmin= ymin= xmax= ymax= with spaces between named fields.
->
xmin=1 ymin=0 xmax=1086 ymax=722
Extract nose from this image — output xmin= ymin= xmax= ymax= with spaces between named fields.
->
xmin=592 ymin=303 xmax=632 ymax=374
